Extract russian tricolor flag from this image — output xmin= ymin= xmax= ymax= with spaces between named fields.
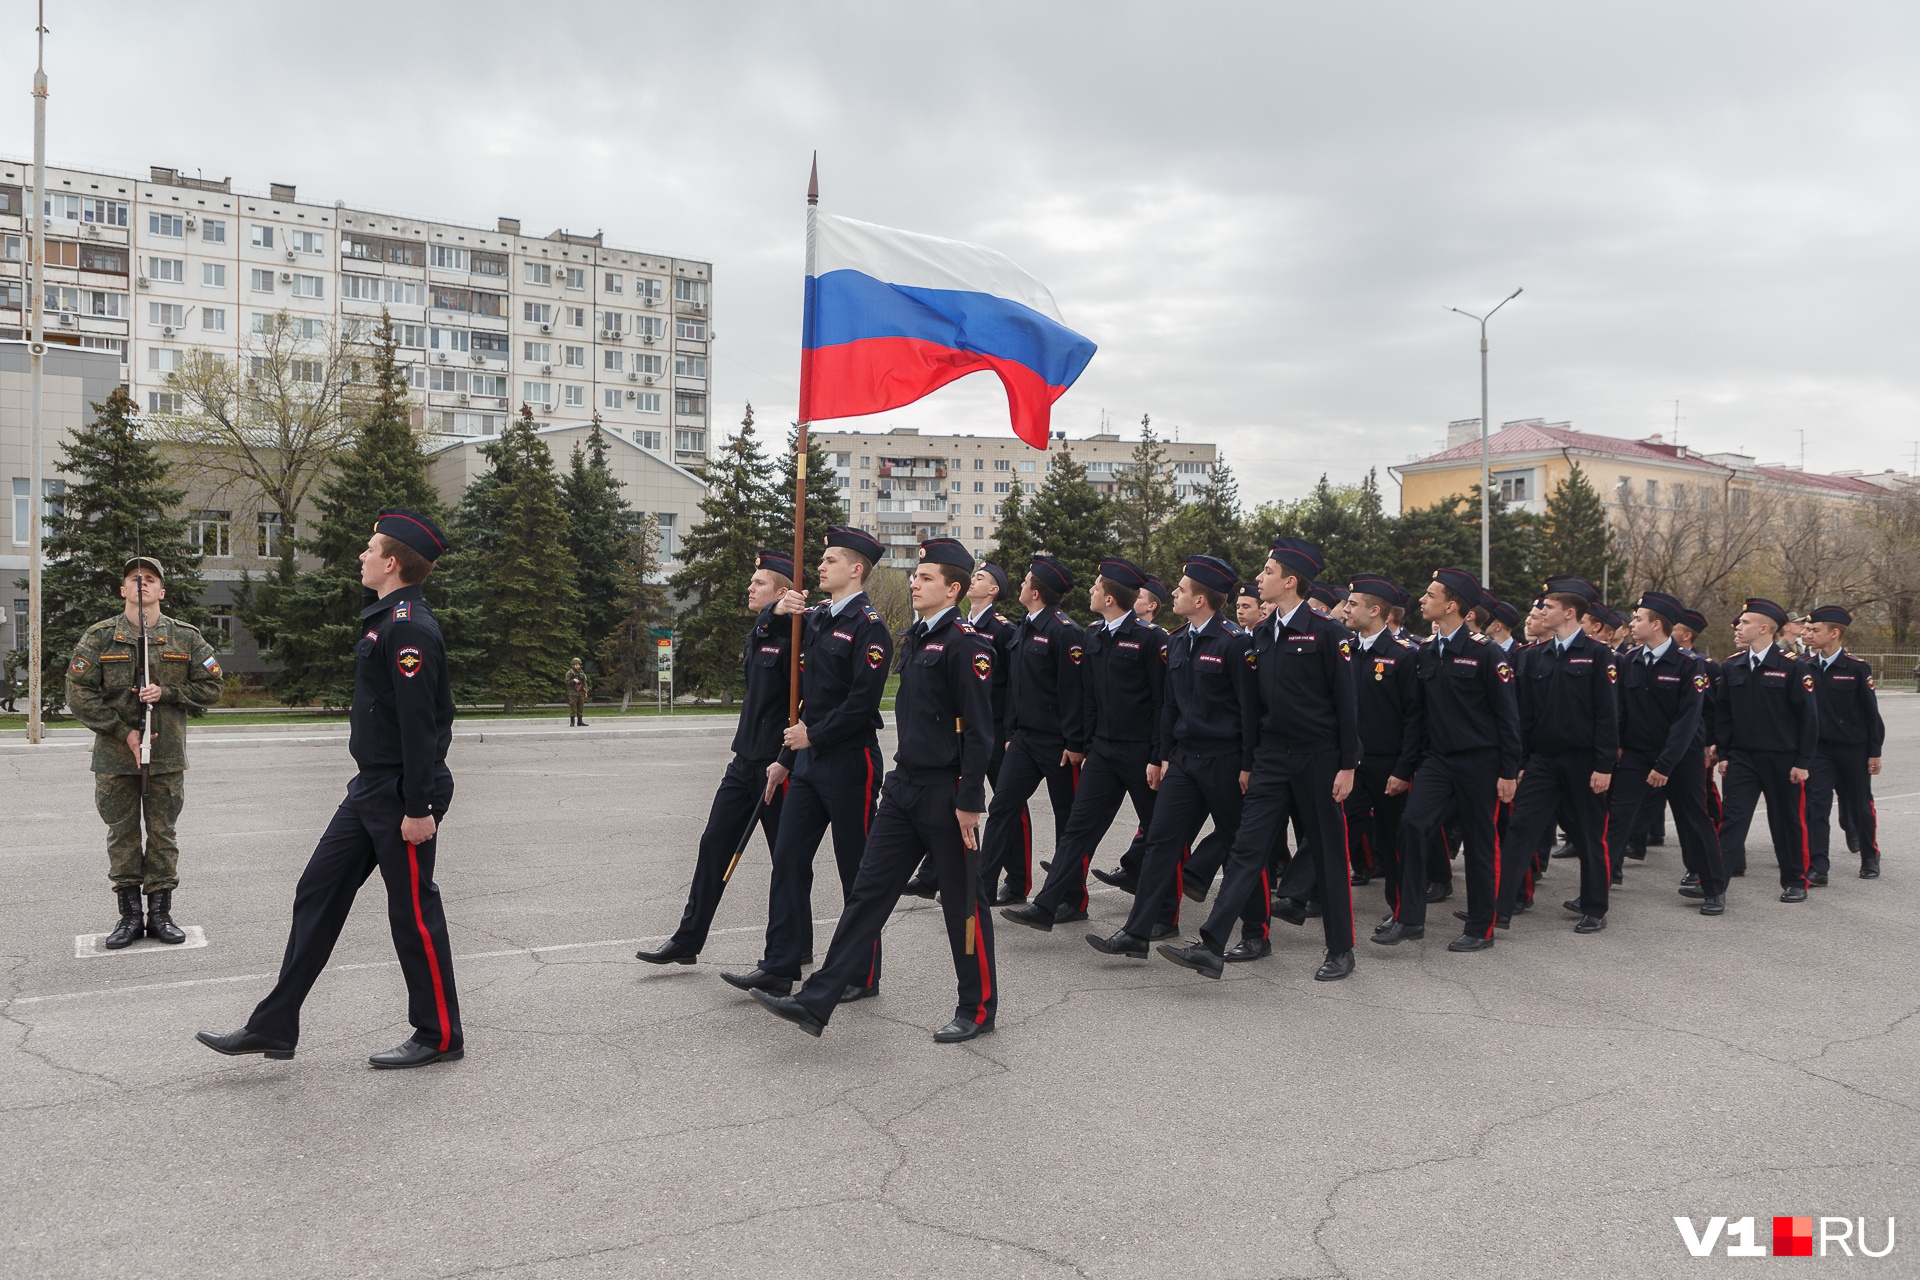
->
xmin=800 ymin=212 xmax=1097 ymax=449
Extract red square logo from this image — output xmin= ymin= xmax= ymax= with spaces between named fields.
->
xmin=1772 ymin=1216 xmax=1812 ymax=1257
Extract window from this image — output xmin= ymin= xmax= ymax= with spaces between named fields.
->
xmin=602 ymin=311 xmax=624 ymax=336
xmin=973 ymin=458 xmax=985 ymax=470
xmin=257 ymin=512 xmax=287 ymax=560
xmin=290 ymin=360 xmax=324 ymax=383
xmin=202 ymin=307 xmax=226 ymax=332
xmin=80 ymin=290 xmax=126 ymax=317
xmin=472 ymin=251 xmax=508 ymax=277
xmin=202 ymin=263 xmax=226 ymax=287
xmin=1019 ymin=461 xmax=1035 ymax=472
xmin=472 ymin=374 xmax=508 ymax=397
xmin=563 ymin=267 xmax=585 ymax=289
xmin=1022 ymin=482 xmax=1036 ymax=494
xmin=430 ymin=368 xmax=467 ymax=393
xmin=74 ymin=196 xmax=128 ymax=226
xmin=471 ymin=331 xmax=509 ymax=357
xmin=1645 ymin=479 xmax=1659 ymax=505
xmin=395 ymin=323 xmax=427 ymax=348
xmin=430 ymin=327 xmax=470 ymax=352
xmin=148 ymin=212 xmax=185 ymax=238
xmin=428 ymin=410 xmax=507 ymax=437
xmin=204 ymin=614 xmax=235 ymax=652
xmin=675 ymin=429 xmax=706 ymax=454
xmin=341 ymin=274 xmax=380 ymax=301
xmin=563 ymin=385 xmax=585 ymax=407
xmin=634 ymin=314 xmax=665 ymax=339
xmin=46 ymin=240 xmax=79 ymax=268
xmin=523 ymin=381 xmax=552 ymax=405
xmin=674 ymin=391 xmax=706 ymax=417
xmin=1731 ymin=488 xmax=1749 ymax=516
xmin=654 ymin=512 xmax=678 ymax=560
xmin=860 ymin=456 xmax=870 ymax=468
xmin=634 ymin=429 xmax=663 ymax=450
xmin=148 ymin=257 xmax=185 ymax=283
xmin=674 ymin=278 xmax=709 ymax=305
xmin=250 ymin=268 xmax=274 ymax=293
xmin=149 ymin=348 xmax=183 ymax=373
xmin=283 ymin=230 xmax=319 ymax=255
xmin=10 ymin=478 xmax=27 ymax=544
xmin=342 ymin=234 xmax=421 ymax=266
xmin=42 ymin=284 xmax=80 ymax=312
xmin=1672 ymin=484 xmax=1688 ymax=510
xmin=290 ymin=274 xmax=324 ymax=299
xmin=635 ymin=277 xmax=662 ymax=303
xmin=562 ymin=345 xmax=584 ymax=368
xmin=148 ymin=302 xmax=185 ymax=328
xmin=250 ymin=226 xmax=274 ymax=249
xmin=603 ymin=350 xmax=623 ymax=372
xmin=994 ymin=458 xmax=1011 ymax=471
xmin=675 ymin=318 xmax=707 ymax=341
xmin=674 ymin=355 xmax=708 ymax=379
xmin=384 ymin=280 xmax=423 ymax=306
xmin=525 ymin=263 xmax=551 ymax=286
xmin=202 ymin=219 xmax=226 ymax=244
xmin=604 ymin=389 xmax=623 ymax=409
xmin=993 ymin=481 xmax=1010 ymax=494
xmin=43 ymin=192 xmax=80 ymax=220
xmin=1494 ymin=471 xmax=1529 ymax=502
xmin=565 ymin=306 xmax=585 ymax=328
xmin=859 ymin=501 xmax=871 ymax=513
xmin=430 ymin=245 xmax=469 ymax=271
xmin=859 ymin=478 xmax=871 ymax=490
xmin=972 ymin=481 xmax=984 ymax=493
xmin=190 ymin=510 xmax=232 ymax=558
xmin=635 ymin=392 xmax=661 ymax=413
xmin=2 ymin=234 xmax=16 ymax=260
xmin=633 ymin=353 xmax=664 ymax=376
xmin=523 ymin=341 xmax=551 ymax=363
xmin=604 ymin=272 xmax=623 ymax=293
xmin=524 ymin=301 xmax=552 ymax=325
xmin=0 ymin=280 xmax=20 ymax=310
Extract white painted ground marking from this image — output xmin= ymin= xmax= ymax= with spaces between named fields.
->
xmin=74 ymin=926 xmax=208 ymax=958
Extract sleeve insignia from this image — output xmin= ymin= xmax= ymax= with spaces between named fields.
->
xmin=1496 ymin=662 xmax=1514 ymax=683
xmin=1606 ymin=663 xmax=1618 ymax=684
xmin=1159 ymin=647 xmax=1168 ymax=664
xmin=1801 ymin=672 xmax=1815 ymax=691
xmin=1068 ymin=644 xmax=1084 ymax=665
xmin=1337 ymin=638 xmax=1352 ymax=661
xmin=396 ymin=647 xmax=423 ymax=678
xmin=972 ymin=651 xmax=992 ymax=681
xmin=69 ymin=655 xmax=90 ymax=674
xmin=1693 ymin=673 xmax=1710 ymax=691
xmin=204 ymin=658 xmax=223 ymax=678
xmin=1244 ymin=648 xmax=1257 ymax=668
xmin=867 ymin=643 xmax=885 ymax=669
xmin=393 ymin=600 xmax=411 ymax=622
xmin=1866 ymin=674 xmax=1876 ymax=690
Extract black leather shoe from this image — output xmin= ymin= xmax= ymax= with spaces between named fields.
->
xmin=1272 ymin=898 xmax=1307 ymax=927
xmin=1678 ymin=883 xmax=1707 ymax=900
xmin=1454 ymin=910 xmax=1511 ymax=928
xmin=1810 ymin=871 xmax=1830 ymax=887
xmin=902 ymin=876 xmax=939 ymax=899
xmin=1861 ymin=855 xmax=1881 ymax=879
xmin=839 ymin=983 xmax=878 ymax=1003
xmin=1511 ymin=896 xmax=1532 ymax=914
xmin=104 ymin=885 xmax=145 ymax=950
xmin=1091 ymin=867 xmax=1138 ymax=894
xmin=1146 ymin=922 xmax=1177 ymax=941
xmin=1610 ymin=871 xmax=1624 ymax=886
xmin=1371 ymin=921 xmax=1424 ymax=945
xmin=1053 ymin=904 xmax=1089 ymax=924
xmin=1001 ymin=903 xmax=1054 ymax=932
xmin=1425 ymin=882 xmax=1453 ymax=903
xmin=1086 ymin=930 xmax=1148 ymax=959
xmin=1181 ymin=876 xmax=1208 ymax=903
xmin=1699 ymin=894 xmax=1726 ymax=916
xmin=933 ymin=1016 xmax=993 ymax=1043
xmin=1039 ymin=860 xmax=1051 ymax=872
xmin=1562 ymin=898 xmax=1584 ymax=916
xmin=1573 ymin=914 xmax=1607 ymax=934
xmin=1727 ymin=865 xmax=1746 ymax=877
xmin=1551 ymin=843 xmax=1578 ymax=859
xmin=1157 ymin=940 xmax=1224 ymax=979
xmin=144 ymin=889 xmax=186 ymax=944
xmin=993 ymin=885 xmax=1028 ymax=907
xmin=195 ymin=1028 xmax=294 ymax=1060
xmin=721 ymin=968 xmax=792 ymax=996
xmin=369 ymin=1038 xmax=463 ymax=1069
xmin=1680 ymin=872 xmax=1700 ymax=888
xmin=636 ymin=940 xmax=697 ymax=965
xmin=1314 ymin=950 xmax=1355 ymax=981
xmin=1350 ymin=870 xmax=1372 ymax=887
xmin=1447 ymin=934 xmax=1496 ymax=952
xmin=1780 ymin=885 xmax=1808 ymax=903
xmin=1223 ymin=937 xmax=1271 ymax=963
xmin=750 ymin=990 xmax=824 ymax=1037
xmin=1846 ymin=832 xmax=1861 ymax=853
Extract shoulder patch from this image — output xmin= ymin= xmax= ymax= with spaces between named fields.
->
xmin=396 ymin=647 xmax=423 ymax=678
xmin=1068 ymin=643 xmax=1084 ymax=665
xmin=1802 ymin=672 xmax=1815 ymax=692
xmin=392 ymin=599 xmax=411 ymax=622
xmin=1337 ymin=637 xmax=1352 ymax=661
xmin=1495 ymin=661 xmax=1514 ymax=683
xmin=1606 ymin=662 xmax=1617 ymax=684
xmin=972 ymin=650 xmax=992 ymax=681
xmin=1054 ymin=610 xmax=1072 ymax=625
xmin=203 ymin=655 xmax=222 ymax=678
xmin=863 ymin=606 xmax=882 ymax=623
xmin=867 ymin=642 xmax=885 ymax=669
xmin=1866 ymin=674 xmax=1876 ymax=690
xmin=1244 ymin=648 xmax=1257 ymax=668
xmin=69 ymin=654 xmax=90 ymax=675
xmin=1693 ymin=673 xmax=1710 ymax=692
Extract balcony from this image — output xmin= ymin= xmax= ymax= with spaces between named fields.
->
xmin=876 ymin=462 xmax=946 ymax=479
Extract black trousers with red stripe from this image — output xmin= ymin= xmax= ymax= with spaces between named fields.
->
xmin=906 ymin=737 xmax=1018 ymax=892
xmin=1030 ymin=739 xmax=1155 ymax=915
xmin=795 ymin=772 xmax=996 ymax=1028
xmin=1610 ymin=746 xmax=1725 ymax=896
xmin=669 ymin=754 xmax=786 ymax=953
xmin=760 ymin=741 xmax=883 ymax=982
xmin=981 ymin=731 xmax=1078 ymax=898
xmin=1346 ymin=754 xmax=1410 ymax=917
xmin=1497 ymin=751 xmax=1611 ymax=919
xmin=1121 ymin=750 xmax=1260 ymax=940
xmin=1114 ymin=822 xmax=1220 ymax=929
xmin=1203 ymin=746 xmax=1353 ymax=957
xmin=1398 ymin=748 xmax=1502 ymax=934
xmin=1806 ymin=743 xmax=1878 ymax=873
xmin=248 ymin=766 xmax=460 ymax=1050
xmin=1717 ymin=749 xmax=1811 ymax=891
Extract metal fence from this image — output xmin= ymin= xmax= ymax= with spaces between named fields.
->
xmin=1846 ymin=654 xmax=1920 ymax=691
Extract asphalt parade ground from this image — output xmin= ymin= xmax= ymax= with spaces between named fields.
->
xmin=4 ymin=703 xmax=1916 ymax=1278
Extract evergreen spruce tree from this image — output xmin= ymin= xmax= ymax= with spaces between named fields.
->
xmin=1158 ymin=454 xmax=1247 ymax=580
xmin=1537 ymin=463 xmax=1624 ymax=602
xmin=23 ymin=387 xmax=206 ymax=713
xmin=598 ymin=515 xmax=672 ymax=710
xmin=563 ymin=416 xmax=638 ymax=659
xmin=986 ymin=484 xmax=1036 ymax=577
xmin=774 ymin=418 xmax=849 ymax=594
xmin=1025 ymin=445 xmax=1114 ymax=619
xmin=248 ymin=313 xmax=443 ymax=707
xmin=1111 ymin=414 xmax=1177 ymax=572
xmin=1459 ymin=484 xmax=1538 ymax=607
xmin=1388 ymin=494 xmax=1480 ymax=595
xmin=668 ymin=405 xmax=780 ymax=699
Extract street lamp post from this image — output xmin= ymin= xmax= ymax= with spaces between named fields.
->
xmin=1449 ymin=288 xmax=1522 ymax=587
xmin=25 ymin=2 xmax=49 ymax=745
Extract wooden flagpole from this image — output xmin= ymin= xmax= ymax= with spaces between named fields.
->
xmin=789 ymin=153 xmax=818 ymax=725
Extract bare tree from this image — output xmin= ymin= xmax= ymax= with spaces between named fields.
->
xmin=1857 ymin=486 xmax=1920 ymax=646
xmin=1611 ymin=481 xmax=1775 ymax=645
xmin=154 ymin=309 xmax=371 ymax=583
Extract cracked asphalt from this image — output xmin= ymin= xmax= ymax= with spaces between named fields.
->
xmin=4 ymin=703 xmax=1916 ymax=1278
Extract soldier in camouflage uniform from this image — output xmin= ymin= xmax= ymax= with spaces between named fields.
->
xmin=566 ymin=658 xmax=591 ymax=726
xmin=65 ymin=556 xmax=223 ymax=948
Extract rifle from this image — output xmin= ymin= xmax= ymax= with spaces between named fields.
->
xmin=134 ymin=526 xmax=152 ymax=795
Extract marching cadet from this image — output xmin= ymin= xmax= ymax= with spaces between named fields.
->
xmin=566 ymin=658 xmax=591 ymax=726
xmin=1482 ymin=597 xmax=1520 ymax=653
xmin=979 ymin=555 xmax=1086 ymax=906
xmin=67 ymin=555 xmax=222 ymax=949
xmin=1673 ymin=607 xmax=1726 ymax=846
xmin=637 ymin=550 xmax=795 ymax=966
xmin=1342 ymin=575 xmax=1423 ymax=924
xmin=1386 ymin=567 xmax=1522 ymax=950
xmin=723 ymin=527 xmax=891 ymax=999
xmin=1802 ymin=605 xmax=1884 ymax=881
xmin=199 ymin=510 xmax=462 ymax=1067
xmin=1161 ymin=538 xmax=1363 ymax=982
xmin=1235 ymin=582 xmax=1264 ymax=629
xmin=1491 ymin=576 xmax=1618 ymax=934
xmin=1712 ymin=598 xmax=1819 ymax=901
xmin=1307 ymin=581 xmax=1347 ymax=617
xmin=1608 ymin=591 xmax=1728 ymax=916
xmin=904 ymin=560 xmax=1021 ymax=898
xmin=1135 ymin=575 xmax=1175 ymax=631
xmin=1004 ymin=558 xmax=1166 ymax=932
xmin=1087 ymin=556 xmax=1260 ymax=960
xmin=749 ymin=538 xmax=998 ymax=1043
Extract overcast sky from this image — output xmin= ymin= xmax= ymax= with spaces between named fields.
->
xmin=16 ymin=2 xmax=1920 ymax=503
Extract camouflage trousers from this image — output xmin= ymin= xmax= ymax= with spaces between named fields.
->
xmin=96 ymin=770 xmax=185 ymax=892
xmin=568 ymin=691 xmax=586 ymax=714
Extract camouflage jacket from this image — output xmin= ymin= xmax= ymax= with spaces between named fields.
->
xmin=66 ymin=612 xmax=224 ymax=775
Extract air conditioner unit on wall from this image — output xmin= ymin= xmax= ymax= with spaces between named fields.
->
xmin=285 ymin=250 xmax=297 ymax=262
xmin=540 ymin=363 xmax=551 ymax=374
xmin=184 ymin=216 xmax=197 ymax=229
xmin=436 ymin=352 xmax=449 ymax=364
xmin=642 ymin=374 xmax=654 ymax=385
xmin=161 ymin=325 xmax=174 ymax=337
xmin=136 ymin=276 xmax=150 ymax=288
xmin=641 ymin=334 xmax=653 ymax=345
xmin=279 ymin=271 xmax=293 ymax=283
xmin=457 ymin=393 xmax=469 ymax=404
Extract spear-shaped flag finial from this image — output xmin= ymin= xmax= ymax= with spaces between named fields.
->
xmin=807 ymin=151 xmax=818 ymax=207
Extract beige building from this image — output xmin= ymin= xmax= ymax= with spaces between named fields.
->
xmin=810 ymin=426 xmax=1219 ymax=569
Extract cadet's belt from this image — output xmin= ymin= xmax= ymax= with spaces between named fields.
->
xmin=897 ymin=767 xmax=962 ymax=788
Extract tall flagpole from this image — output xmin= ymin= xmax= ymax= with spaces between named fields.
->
xmin=788 ymin=153 xmax=817 ymax=724
xmin=26 ymin=1 xmax=49 ymax=745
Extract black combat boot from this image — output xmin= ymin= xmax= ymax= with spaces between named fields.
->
xmin=104 ymin=886 xmax=145 ymax=949
xmin=145 ymin=889 xmax=187 ymax=944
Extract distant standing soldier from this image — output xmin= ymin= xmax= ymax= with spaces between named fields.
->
xmin=2 ymin=647 xmax=23 ymax=711
xmin=66 ymin=556 xmax=223 ymax=948
xmin=566 ymin=658 xmax=591 ymax=726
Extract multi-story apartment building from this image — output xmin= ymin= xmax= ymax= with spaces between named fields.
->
xmin=810 ymin=426 xmax=1219 ymax=569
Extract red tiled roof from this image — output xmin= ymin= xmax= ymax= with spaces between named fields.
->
xmin=1749 ymin=466 xmax=1882 ymax=496
xmin=1404 ymin=421 xmax=1713 ymax=468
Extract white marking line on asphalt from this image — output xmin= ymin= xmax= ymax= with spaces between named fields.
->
xmin=74 ymin=926 xmax=209 ymax=958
